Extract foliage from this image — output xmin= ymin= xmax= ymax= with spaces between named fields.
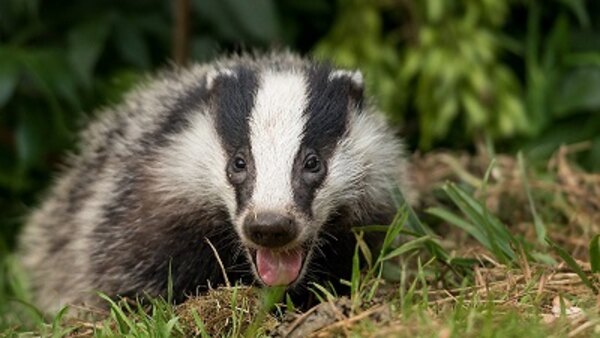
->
xmin=316 ymin=0 xmax=600 ymax=157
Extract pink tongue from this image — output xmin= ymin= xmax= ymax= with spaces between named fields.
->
xmin=256 ymin=249 xmax=303 ymax=286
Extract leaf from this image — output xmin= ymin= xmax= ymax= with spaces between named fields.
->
xmin=553 ymin=67 xmax=600 ymax=116
xmin=557 ymin=0 xmax=590 ymax=27
xmin=590 ymin=235 xmax=600 ymax=273
xmin=67 ymin=18 xmax=111 ymax=87
xmin=15 ymin=110 xmax=47 ymax=169
xmin=223 ymin=0 xmax=280 ymax=42
xmin=0 ymin=48 xmax=19 ymax=108
xmin=191 ymin=36 xmax=219 ymax=62
xmin=193 ymin=0 xmax=280 ymax=42
xmin=426 ymin=0 xmax=444 ymax=22
xmin=114 ymin=16 xmax=151 ymax=69
xmin=21 ymin=49 xmax=79 ymax=143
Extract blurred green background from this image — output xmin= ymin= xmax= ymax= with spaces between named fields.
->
xmin=1 ymin=0 xmax=599 ymax=252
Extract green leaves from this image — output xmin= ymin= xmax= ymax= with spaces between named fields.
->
xmin=68 ymin=18 xmax=111 ymax=87
xmin=558 ymin=0 xmax=590 ymax=27
xmin=553 ymin=67 xmax=600 ymax=116
xmin=192 ymin=0 xmax=280 ymax=43
xmin=114 ymin=17 xmax=152 ymax=69
xmin=0 ymin=49 xmax=19 ymax=108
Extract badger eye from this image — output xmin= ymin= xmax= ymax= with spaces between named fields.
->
xmin=304 ymin=155 xmax=321 ymax=172
xmin=233 ymin=156 xmax=246 ymax=172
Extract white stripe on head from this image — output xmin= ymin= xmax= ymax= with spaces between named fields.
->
xmin=248 ymin=70 xmax=308 ymax=212
xmin=152 ymin=112 xmax=236 ymax=215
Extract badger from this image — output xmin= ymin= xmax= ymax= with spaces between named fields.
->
xmin=19 ymin=52 xmax=411 ymax=314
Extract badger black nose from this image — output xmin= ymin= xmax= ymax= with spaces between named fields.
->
xmin=243 ymin=212 xmax=298 ymax=248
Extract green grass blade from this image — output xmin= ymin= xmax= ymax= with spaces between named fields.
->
xmin=351 ymin=225 xmax=390 ymax=233
xmin=167 ymin=260 xmax=174 ymax=305
xmin=285 ymin=294 xmax=296 ymax=313
xmin=351 ymin=243 xmax=361 ymax=308
xmin=391 ymin=185 xmax=451 ymax=263
xmin=164 ymin=316 xmax=180 ymax=337
xmin=590 ymin=234 xmax=600 ymax=273
xmin=518 ymin=152 xmax=547 ymax=245
xmin=443 ymin=183 xmax=516 ymax=262
xmin=51 ymin=306 xmax=69 ymax=338
xmin=380 ymin=236 xmax=432 ymax=262
xmin=244 ymin=286 xmax=285 ymax=337
xmin=448 ymin=183 xmax=514 ymax=243
xmin=548 ymin=239 xmax=597 ymax=293
xmin=391 ymin=186 xmax=434 ymax=234
xmin=308 ymin=283 xmax=336 ymax=303
xmin=355 ymin=231 xmax=373 ymax=269
xmin=191 ymin=309 xmax=210 ymax=338
xmin=426 ymin=207 xmax=490 ymax=248
xmin=381 ymin=206 xmax=408 ymax=256
xmin=98 ymin=293 xmax=136 ymax=333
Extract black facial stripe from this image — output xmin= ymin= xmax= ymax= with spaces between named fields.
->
xmin=227 ymin=146 xmax=256 ymax=213
xmin=302 ymin=64 xmax=350 ymax=156
xmin=292 ymin=64 xmax=354 ymax=215
xmin=212 ymin=67 xmax=259 ymax=213
xmin=213 ymin=67 xmax=258 ymax=153
xmin=138 ymin=80 xmax=211 ymax=153
xmin=292 ymin=148 xmax=327 ymax=216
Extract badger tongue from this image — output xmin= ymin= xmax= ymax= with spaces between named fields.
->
xmin=256 ymin=248 xmax=303 ymax=286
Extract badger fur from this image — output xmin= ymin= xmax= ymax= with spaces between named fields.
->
xmin=19 ymin=52 xmax=411 ymax=314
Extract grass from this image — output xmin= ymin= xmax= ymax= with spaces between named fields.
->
xmin=1 ymin=146 xmax=599 ymax=337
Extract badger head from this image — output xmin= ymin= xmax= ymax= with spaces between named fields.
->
xmin=153 ymin=57 xmax=403 ymax=289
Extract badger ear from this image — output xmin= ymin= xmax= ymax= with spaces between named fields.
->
xmin=328 ymin=70 xmax=365 ymax=109
xmin=205 ymin=68 xmax=237 ymax=91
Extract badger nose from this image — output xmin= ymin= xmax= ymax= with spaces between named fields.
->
xmin=243 ymin=212 xmax=298 ymax=248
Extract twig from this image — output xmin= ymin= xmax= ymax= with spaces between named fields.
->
xmin=568 ymin=319 xmax=596 ymax=337
xmin=283 ymin=304 xmax=321 ymax=337
xmin=173 ymin=0 xmax=190 ymax=65
xmin=205 ymin=237 xmax=230 ymax=287
xmin=310 ymin=305 xmax=386 ymax=337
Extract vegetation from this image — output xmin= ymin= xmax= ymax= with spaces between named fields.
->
xmin=1 ymin=0 xmax=599 ymax=336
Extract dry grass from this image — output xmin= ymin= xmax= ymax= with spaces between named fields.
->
xmin=412 ymin=143 xmax=599 ymax=259
xmin=177 ymin=286 xmax=279 ymax=337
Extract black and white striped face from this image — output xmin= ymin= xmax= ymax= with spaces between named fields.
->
xmin=209 ymin=64 xmax=364 ymax=287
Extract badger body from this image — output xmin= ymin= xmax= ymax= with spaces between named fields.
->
xmin=19 ymin=52 xmax=411 ymax=314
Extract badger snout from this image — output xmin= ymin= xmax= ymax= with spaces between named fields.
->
xmin=241 ymin=212 xmax=305 ymax=287
xmin=242 ymin=212 xmax=299 ymax=248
